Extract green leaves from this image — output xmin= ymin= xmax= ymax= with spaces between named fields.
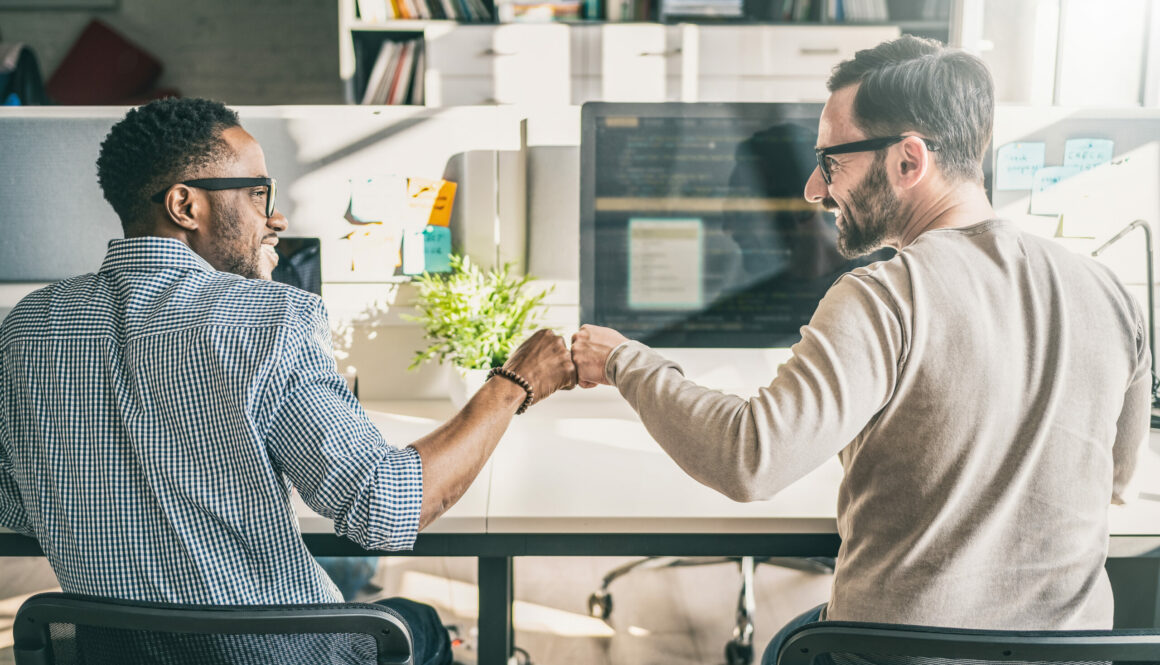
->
xmin=404 ymin=254 xmax=553 ymax=371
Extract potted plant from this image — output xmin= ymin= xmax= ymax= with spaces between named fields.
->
xmin=405 ymin=254 xmax=553 ymax=405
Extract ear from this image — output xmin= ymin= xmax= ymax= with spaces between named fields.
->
xmin=161 ymin=185 xmax=203 ymax=233
xmin=893 ymin=135 xmax=932 ymax=190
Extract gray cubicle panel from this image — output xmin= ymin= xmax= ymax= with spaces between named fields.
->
xmin=0 ymin=106 xmax=526 ymax=284
xmin=0 ymin=112 xmax=122 ymax=282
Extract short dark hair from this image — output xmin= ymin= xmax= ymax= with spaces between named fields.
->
xmin=827 ymin=35 xmax=994 ymax=183
xmin=96 ymin=98 xmax=240 ymax=236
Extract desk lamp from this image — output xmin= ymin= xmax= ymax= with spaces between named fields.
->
xmin=1091 ymin=219 xmax=1160 ymax=428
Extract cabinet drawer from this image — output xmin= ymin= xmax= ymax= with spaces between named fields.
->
xmin=695 ymin=76 xmax=829 ymax=102
xmin=696 ymin=25 xmax=900 ymax=78
xmin=426 ymin=24 xmax=570 ymax=78
xmin=759 ymin=26 xmax=901 ymax=77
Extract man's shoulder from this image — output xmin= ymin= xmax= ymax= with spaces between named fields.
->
xmin=0 ymin=275 xmax=99 ymax=342
xmin=178 ymin=272 xmax=325 ymax=328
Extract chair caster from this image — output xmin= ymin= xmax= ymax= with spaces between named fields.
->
xmin=587 ymin=590 xmax=612 ymax=620
xmin=724 ymin=638 xmax=754 ymax=665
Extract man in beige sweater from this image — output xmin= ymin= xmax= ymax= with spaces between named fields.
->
xmin=571 ymin=36 xmax=1151 ymax=664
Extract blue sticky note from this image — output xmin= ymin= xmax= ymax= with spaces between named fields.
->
xmin=1029 ymin=165 xmax=1082 ymax=215
xmin=422 ymin=226 xmax=452 ymax=274
xmin=1063 ymin=138 xmax=1114 ymax=171
xmin=995 ymin=142 xmax=1046 ymax=191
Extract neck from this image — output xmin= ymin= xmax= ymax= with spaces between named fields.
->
xmin=890 ymin=181 xmax=995 ymax=249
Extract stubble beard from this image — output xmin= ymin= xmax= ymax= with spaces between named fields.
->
xmin=833 ymin=156 xmax=901 ymax=259
xmin=212 ymin=204 xmax=264 ymax=280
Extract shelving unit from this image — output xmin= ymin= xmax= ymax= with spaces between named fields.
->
xmin=339 ymin=0 xmax=956 ymax=106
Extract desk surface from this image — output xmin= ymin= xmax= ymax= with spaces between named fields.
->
xmin=347 ymin=395 xmax=1160 ymax=538
xmin=7 ymin=393 xmax=1160 ymax=550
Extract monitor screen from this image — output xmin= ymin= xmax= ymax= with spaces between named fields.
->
xmin=580 ymin=103 xmax=891 ymax=348
xmin=271 ymin=237 xmax=322 ymax=296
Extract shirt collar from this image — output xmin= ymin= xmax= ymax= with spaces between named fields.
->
xmin=98 ymin=237 xmax=217 ymax=275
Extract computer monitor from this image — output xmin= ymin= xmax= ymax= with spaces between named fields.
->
xmin=271 ymin=237 xmax=322 ymax=296
xmin=579 ymin=102 xmax=891 ymax=349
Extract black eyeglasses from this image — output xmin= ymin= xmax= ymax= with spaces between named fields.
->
xmin=151 ymin=177 xmax=277 ymax=218
xmin=814 ymin=136 xmax=939 ymax=185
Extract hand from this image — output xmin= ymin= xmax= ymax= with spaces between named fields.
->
xmin=570 ymin=324 xmax=629 ymax=388
xmin=502 ymin=329 xmax=578 ymax=406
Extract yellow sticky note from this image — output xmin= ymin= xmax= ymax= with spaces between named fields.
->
xmin=407 ymin=178 xmax=457 ymax=228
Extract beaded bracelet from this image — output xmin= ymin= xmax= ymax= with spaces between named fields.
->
xmin=487 ymin=367 xmax=535 ymax=415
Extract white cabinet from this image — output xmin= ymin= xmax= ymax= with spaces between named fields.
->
xmin=425 ymin=24 xmax=571 ymax=105
xmin=689 ymin=25 xmax=902 ymax=102
xmin=341 ymin=15 xmax=912 ymax=106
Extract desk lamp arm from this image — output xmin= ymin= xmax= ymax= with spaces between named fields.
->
xmin=1092 ymin=219 xmax=1157 ymax=410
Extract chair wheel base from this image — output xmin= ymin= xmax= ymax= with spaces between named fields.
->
xmin=587 ymin=591 xmax=612 ymax=621
xmin=725 ymin=638 xmax=754 ymax=665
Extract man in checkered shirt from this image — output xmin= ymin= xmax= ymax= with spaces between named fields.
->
xmin=0 ymin=98 xmax=577 ymax=665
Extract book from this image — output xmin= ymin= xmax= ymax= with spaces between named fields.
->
xmin=386 ymin=40 xmax=415 ymax=105
xmin=408 ymin=43 xmax=426 ymax=105
xmin=357 ymin=0 xmax=390 ymax=21
xmin=362 ymin=40 xmax=402 ymax=104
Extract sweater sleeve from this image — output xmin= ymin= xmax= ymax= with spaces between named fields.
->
xmin=1111 ymin=302 xmax=1151 ymax=504
xmin=606 ymin=273 xmax=905 ymax=502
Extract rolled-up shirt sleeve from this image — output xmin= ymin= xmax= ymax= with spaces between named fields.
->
xmin=264 ymin=299 xmax=422 ymax=551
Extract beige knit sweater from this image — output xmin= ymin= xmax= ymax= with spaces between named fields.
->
xmin=607 ymin=219 xmax=1150 ymax=629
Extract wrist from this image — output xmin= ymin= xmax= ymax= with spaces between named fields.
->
xmin=487 ymin=367 xmax=535 ymax=414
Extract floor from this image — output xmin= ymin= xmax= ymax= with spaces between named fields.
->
xmin=0 ymin=554 xmax=832 ymax=665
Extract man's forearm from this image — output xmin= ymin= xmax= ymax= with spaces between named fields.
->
xmin=408 ymin=378 xmax=526 ymax=529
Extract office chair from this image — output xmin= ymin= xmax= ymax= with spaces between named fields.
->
xmin=587 ymin=555 xmax=834 ymax=665
xmin=776 ymin=620 xmax=1160 ymax=665
xmin=13 ymin=592 xmax=413 ymax=665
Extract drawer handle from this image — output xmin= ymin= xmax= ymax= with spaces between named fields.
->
xmin=638 ymin=48 xmax=682 ymax=57
xmin=481 ymin=48 xmax=518 ymax=57
xmin=800 ymin=47 xmax=840 ymax=56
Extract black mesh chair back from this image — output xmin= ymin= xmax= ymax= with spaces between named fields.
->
xmin=776 ymin=621 xmax=1160 ymax=665
xmin=13 ymin=592 xmax=413 ymax=665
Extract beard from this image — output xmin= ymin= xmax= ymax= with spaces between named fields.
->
xmin=830 ymin=156 xmax=901 ymax=259
xmin=209 ymin=203 xmax=264 ymax=279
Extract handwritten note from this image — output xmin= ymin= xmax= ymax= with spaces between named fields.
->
xmin=1029 ymin=166 xmax=1082 ymax=215
xmin=1063 ymin=138 xmax=1115 ymax=171
xmin=995 ymin=142 xmax=1046 ymax=191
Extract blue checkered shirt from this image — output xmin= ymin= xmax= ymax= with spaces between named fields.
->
xmin=0 ymin=238 xmax=423 ymax=604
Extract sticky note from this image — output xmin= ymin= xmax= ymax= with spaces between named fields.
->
xmin=995 ymin=142 xmax=1046 ymax=191
xmin=423 ymin=226 xmax=452 ymax=273
xmin=406 ymin=178 xmax=457 ymax=228
xmin=1029 ymin=165 xmax=1082 ymax=215
xmin=1063 ymin=138 xmax=1114 ymax=171
xmin=402 ymin=228 xmax=426 ymax=276
xmin=349 ymin=175 xmax=405 ymax=223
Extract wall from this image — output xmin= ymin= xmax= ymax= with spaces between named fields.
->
xmin=0 ymin=0 xmax=342 ymax=104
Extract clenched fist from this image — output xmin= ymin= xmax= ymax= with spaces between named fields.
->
xmin=502 ymin=329 xmax=577 ymax=407
xmin=570 ymin=324 xmax=629 ymax=388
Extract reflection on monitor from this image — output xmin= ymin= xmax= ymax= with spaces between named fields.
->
xmin=580 ymin=103 xmax=891 ymax=349
xmin=271 ymin=237 xmax=322 ymax=296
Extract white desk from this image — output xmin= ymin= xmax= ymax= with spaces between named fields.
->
xmin=5 ymin=396 xmax=1160 ymax=665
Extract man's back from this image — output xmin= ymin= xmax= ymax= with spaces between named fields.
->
xmin=602 ymin=219 xmax=1149 ymax=630
xmin=830 ymin=219 xmax=1150 ymax=628
xmin=0 ymin=237 xmax=423 ymax=604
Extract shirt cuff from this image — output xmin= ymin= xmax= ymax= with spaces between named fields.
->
xmin=366 ymin=444 xmax=424 ymax=551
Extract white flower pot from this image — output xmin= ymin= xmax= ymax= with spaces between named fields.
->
xmin=448 ymin=367 xmax=492 ymax=407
